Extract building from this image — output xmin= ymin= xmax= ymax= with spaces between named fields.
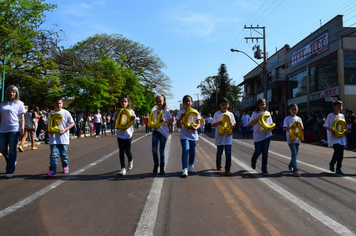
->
xmin=239 ymin=15 xmax=356 ymax=116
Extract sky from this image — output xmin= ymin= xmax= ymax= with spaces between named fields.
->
xmin=41 ymin=0 xmax=356 ymax=111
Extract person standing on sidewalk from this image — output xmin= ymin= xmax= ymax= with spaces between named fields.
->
xmin=324 ymin=100 xmax=347 ymax=175
xmin=0 ymin=85 xmax=25 ymax=178
xmin=46 ymin=97 xmax=74 ymax=177
xmin=241 ymin=111 xmax=251 ymax=139
xmin=114 ymin=95 xmax=136 ymax=176
xmin=212 ymin=98 xmax=236 ymax=176
xmin=18 ymin=105 xmax=37 ymax=151
xmin=176 ymin=95 xmax=201 ymax=177
xmin=93 ymin=109 xmax=102 ymax=138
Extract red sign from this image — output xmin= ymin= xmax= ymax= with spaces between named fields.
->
xmin=292 ymin=32 xmax=329 ymax=66
xmin=310 ymin=87 xmax=338 ymax=101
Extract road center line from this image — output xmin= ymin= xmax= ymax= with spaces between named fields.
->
xmin=201 ymin=136 xmax=355 ymax=236
xmin=0 ymin=134 xmax=148 ymax=219
xmin=233 ymin=139 xmax=356 ymax=183
xmin=134 ymin=134 xmax=171 ymax=236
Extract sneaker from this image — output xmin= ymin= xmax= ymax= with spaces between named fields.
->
xmin=188 ymin=164 xmax=194 ymax=173
xmin=329 ymin=163 xmax=335 ymax=172
xmin=5 ymin=172 xmax=13 ymax=178
xmin=293 ymin=171 xmax=301 ymax=177
xmin=288 ymin=166 xmax=293 ymax=172
xmin=128 ymin=161 xmax=133 ymax=170
xmin=224 ymin=171 xmax=231 ymax=176
xmin=63 ymin=166 xmax=69 ymax=174
xmin=18 ymin=145 xmax=24 ymax=152
xmin=118 ymin=168 xmax=126 ymax=175
xmin=336 ymin=169 xmax=345 ymax=175
xmin=32 ymin=146 xmax=38 ymax=150
xmin=251 ymin=160 xmax=256 ymax=170
xmin=216 ymin=165 xmax=222 ymax=171
xmin=47 ymin=170 xmax=56 ymax=177
xmin=262 ymin=171 xmax=269 ymax=176
xmin=182 ymin=168 xmax=188 ymax=177
xmin=153 ymin=165 xmax=158 ymax=174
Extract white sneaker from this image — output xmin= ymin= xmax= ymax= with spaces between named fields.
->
xmin=128 ymin=160 xmax=133 ymax=170
xmin=5 ymin=173 xmax=13 ymax=178
xmin=188 ymin=164 xmax=194 ymax=173
xmin=118 ymin=168 xmax=126 ymax=175
xmin=182 ymin=168 xmax=188 ymax=177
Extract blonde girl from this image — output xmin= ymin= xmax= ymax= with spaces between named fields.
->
xmin=114 ymin=95 xmax=136 ymax=176
xmin=151 ymin=95 xmax=172 ymax=174
xmin=176 ymin=95 xmax=201 ymax=177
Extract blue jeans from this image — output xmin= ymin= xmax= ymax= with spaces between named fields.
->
xmin=216 ymin=145 xmax=232 ymax=171
xmin=49 ymin=144 xmax=69 ymax=171
xmin=110 ymin=122 xmax=116 ymax=135
xmin=180 ymin=139 xmax=197 ymax=169
xmin=152 ymin=130 xmax=167 ymax=168
xmin=102 ymin=124 xmax=107 ymax=135
xmin=251 ymin=137 xmax=270 ymax=173
xmin=331 ymin=144 xmax=344 ymax=170
xmin=0 ymin=132 xmax=20 ymax=174
xmin=288 ymin=143 xmax=300 ymax=172
xmin=242 ymin=126 xmax=249 ymax=138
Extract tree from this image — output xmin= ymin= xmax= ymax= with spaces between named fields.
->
xmin=226 ymin=83 xmax=243 ymax=112
xmin=0 ymin=0 xmax=57 ymax=101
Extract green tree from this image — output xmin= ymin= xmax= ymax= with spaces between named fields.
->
xmin=0 ymin=0 xmax=57 ymax=100
xmin=226 ymin=82 xmax=243 ymax=112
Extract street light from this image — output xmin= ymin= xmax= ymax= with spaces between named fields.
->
xmin=230 ymin=48 xmax=267 ymax=101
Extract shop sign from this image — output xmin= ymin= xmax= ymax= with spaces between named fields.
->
xmin=309 ymin=87 xmax=338 ymax=101
xmin=325 ymin=96 xmax=337 ymax=102
xmin=292 ymin=31 xmax=329 ymax=67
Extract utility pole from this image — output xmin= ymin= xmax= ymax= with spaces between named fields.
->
xmin=244 ymin=25 xmax=267 ymax=102
xmin=193 ymin=93 xmax=200 ymax=111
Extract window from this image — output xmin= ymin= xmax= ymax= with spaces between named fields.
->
xmin=310 ymin=57 xmax=338 ymax=92
xmin=288 ymin=71 xmax=307 ymax=99
xmin=344 ymin=53 xmax=356 ymax=85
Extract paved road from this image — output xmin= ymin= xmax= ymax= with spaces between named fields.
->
xmin=1 ymin=128 xmax=356 ymax=236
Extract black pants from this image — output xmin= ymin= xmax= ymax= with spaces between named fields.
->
xmin=331 ymin=144 xmax=344 ymax=170
xmin=117 ymin=137 xmax=133 ymax=169
xmin=94 ymin=123 xmax=101 ymax=136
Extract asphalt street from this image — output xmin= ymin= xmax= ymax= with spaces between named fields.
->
xmin=1 ymin=128 xmax=356 ymax=236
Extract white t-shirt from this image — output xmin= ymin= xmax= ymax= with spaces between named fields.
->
xmin=93 ymin=113 xmax=102 ymax=123
xmin=114 ymin=109 xmax=136 ymax=139
xmin=250 ymin=111 xmax=273 ymax=142
xmin=0 ymin=101 xmax=26 ymax=133
xmin=241 ymin=114 xmax=251 ymax=127
xmin=213 ymin=110 xmax=236 ymax=146
xmin=152 ymin=109 xmax=172 ymax=138
xmin=283 ymin=116 xmax=304 ymax=144
xmin=324 ymin=113 xmax=347 ymax=148
xmin=176 ymin=108 xmax=201 ymax=141
xmin=205 ymin=117 xmax=213 ymax=124
xmin=48 ymin=109 xmax=74 ymax=145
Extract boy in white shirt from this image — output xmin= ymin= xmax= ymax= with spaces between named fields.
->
xmin=47 ymin=97 xmax=74 ymax=177
xmin=212 ymin=98 xmax=236 ymax=176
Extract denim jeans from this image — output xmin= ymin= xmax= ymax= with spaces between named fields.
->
xmin=0 ymin=132 xmax=20 ymax=174
xmin=242 ymin=126 xmax=249 ymax=138
xmin=110 ymin=122 xmax=116 ymax=135
xmin=102 ymin=124 xmax=107 ymax=135
xmin=331 ymin=144 xmax=344 ymax=170
xmin=94 ymin=123 xmax=101 ymax=136
xmin=49 ymin=144 xmax=69 ymax=171
xmin=152 ymin=130 xmax=167 ymax=168
xmin=216 ymin=145 xmax=232 ymax=171
xmin=180 ymin=139 xmax=197 ymax=169
xmin=251 ymin=137 xmax=271 ymax=173
xmin=288 ymin=143 xmax=300 ymax=172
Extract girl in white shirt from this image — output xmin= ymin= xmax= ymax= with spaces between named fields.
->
xmin=151 ymin=95 xmax=172 ymax=175
xmin=248 ymin=98 xmax=273 ymax=176
xmin=176 ymin=95 xmax=201 ymax=177
xmin=114 ymin=95 xmax=136 ymax=176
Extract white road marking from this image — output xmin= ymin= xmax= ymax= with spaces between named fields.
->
xmin=0 ymin=134 xmax=147 ymax=219
xmin=201 ymin=136 xmax=355 ymax=236
xmin=233 ymin=139 xmax=356 ymax=183
xmin=134 ymin=134 xmax=171 ymax=236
